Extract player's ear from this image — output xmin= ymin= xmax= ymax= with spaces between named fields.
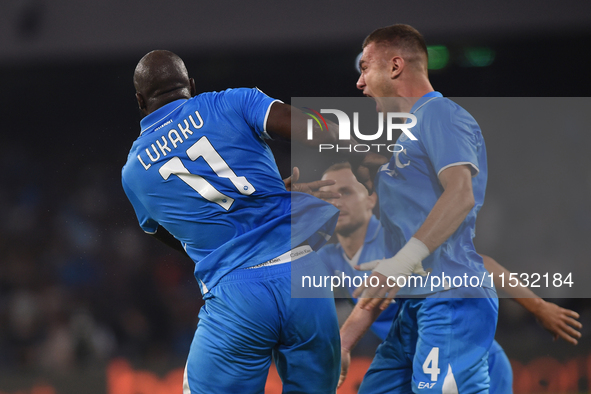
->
xmin=189 ymin=78 xmax=196 ymax=97
xmin=136 ymin=92 xmax=147 ymax=114
xmin=390 ymin=56 xmax=404 ymax=79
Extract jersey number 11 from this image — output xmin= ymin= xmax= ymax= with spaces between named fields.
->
xmin=158 ymin=136 xmax=256 ymax=210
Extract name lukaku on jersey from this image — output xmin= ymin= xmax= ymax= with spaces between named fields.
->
xmin=137 ymin=110 xmax=204 ymax=170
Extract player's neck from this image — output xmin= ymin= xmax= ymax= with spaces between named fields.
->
xmin=337 ymin=222 xmax=369 ymax=260
xmin=147 ymin=91 xmax=190 ymax=114
xmin=391 ymin=76 xmax=434 ymax=111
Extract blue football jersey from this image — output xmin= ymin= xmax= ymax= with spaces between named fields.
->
xmin=376 ymin=92 xmax=491 ymax=296
xmin=319 ymin=216 xmax=509 ymax=392
xmin=122 ymin=88 xmax=338 ymax=295
xmin=318 ymin=215 xmax=398 ymax=339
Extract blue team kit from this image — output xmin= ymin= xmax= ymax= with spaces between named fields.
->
xmin=122 ymin=88 xmax=340 ymax=393
xmin=360 ymin=92 xmax=499 ymax=392
xmin=319 ymin=214 xmax=510 ymax=393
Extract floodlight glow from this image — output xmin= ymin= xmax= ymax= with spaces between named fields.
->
xmin=463 ymin=47 xmax=495 ymax=67
xmin=427 ymin=45 xmax=449 ymax=70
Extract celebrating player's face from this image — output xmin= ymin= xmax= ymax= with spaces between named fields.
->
xmin=357 ymin=43 xmax=396 ymax=111
xmin=320 ymin=168 xmax=376 ymax=235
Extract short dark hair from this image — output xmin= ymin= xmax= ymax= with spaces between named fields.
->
xmin=363 ymin=24 xmax=428 ymax=66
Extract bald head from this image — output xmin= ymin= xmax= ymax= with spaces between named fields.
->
xmin=134 ymin=50 xmax=195 ymax=115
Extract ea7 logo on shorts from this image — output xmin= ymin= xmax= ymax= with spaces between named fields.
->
xmin=418 ymin=382 xmax=437 ymax=389
xmin=305 ymin=109 xmax=418 ymax=141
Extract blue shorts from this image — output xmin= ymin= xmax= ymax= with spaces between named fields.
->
xmin=488 ymin=340 xmax=512 ymax=394
xmin=183 ymin=251 xmax=340 ymax=393
xmin=359 ymin=287 xmax=498 ymax=394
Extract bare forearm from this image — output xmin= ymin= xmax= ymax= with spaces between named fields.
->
xmin=481 ymin=254 xmax=540 ymax=309
xmin=340 ymin=303 xmax=383 ymax=351
xmin=266 ymin=102 xmax=339 ymax=146
xmin=414 ymin=185 xmax=474 ymax=253
xmin=480 ymin=253 xmax=582 ymax=345
xmin=358 ymin=166 xmax=475 ymax=311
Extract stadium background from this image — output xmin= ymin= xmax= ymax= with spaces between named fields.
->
xmin=1 ymin=0 xmax=591 ymax=392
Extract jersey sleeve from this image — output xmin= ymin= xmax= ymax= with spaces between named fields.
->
xmin=121 ymin=177 xmax=159 ymax=234
xmin=225 ymin=87 xmax=282 ymax=137
xmin=419 ymin=101 xmax=482 ymax=178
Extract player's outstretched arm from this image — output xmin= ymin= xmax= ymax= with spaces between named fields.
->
xmin=150 ymin=225 xmax=189 ymax=257
xmin=481 ymin=254 xmax=582 ymax=345
xmin=266 ymin=102 xmax=339 ymax=146
xmin=356 ymin=165 xmax=474 ymax=311
xmin=413 ymin=164 xmax=475 ymax=251
xmin=338 ymin=304 xmax=383 ymax=387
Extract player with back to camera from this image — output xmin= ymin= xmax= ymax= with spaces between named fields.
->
xmin=316 ymin=162 xmax=581 ymax=393
xmin=121 ymin=50 xmax=345 ymax=394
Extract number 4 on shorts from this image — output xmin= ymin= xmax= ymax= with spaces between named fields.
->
xmin=423 ymin=347 xmax=440 ymax=381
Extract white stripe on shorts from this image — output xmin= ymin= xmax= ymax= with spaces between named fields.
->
xmin=442 ymin=364 xmax=458 ymax=394
xmin=183 ymin=361 xmax=191 ymax=394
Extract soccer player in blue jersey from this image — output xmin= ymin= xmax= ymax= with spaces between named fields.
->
xmin=121 ymin=50 xmax=342 ymax=394
xmin=338 ymin=24 xmax=497 ymax=392
xmin=319 ymin=163 xmax=581 ymax=393
xmin=316 ymin=162 xmax=399 ymax=338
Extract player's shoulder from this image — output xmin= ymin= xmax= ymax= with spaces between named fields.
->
xmin=417 ymin=96 xmax=480 ymax=132
xmin=190 ymin=88 xmax=229 ymax=104
xmin=416 ymin=96 xmax=468 ymax=117
xmin=194 ymin=88 xmax=272 ymax=111
xmin=199 ymin=87 xmax=265 ymax=100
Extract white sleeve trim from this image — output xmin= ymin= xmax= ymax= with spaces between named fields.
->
xmin=263 ymin=99 xmax=283 ymax=133
xmin=143 ymin=229 xmax=157 ymax=235
xmin=437 ymin=162 xmax=479 ymax=178
xmin=411 ymin=96 xmax=439 ymax=114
